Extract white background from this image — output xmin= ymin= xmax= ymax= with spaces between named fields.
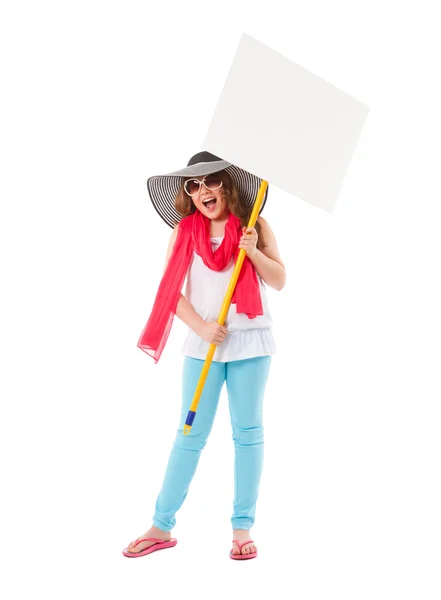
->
xmin=1 ymin=1 xmax=440 ymax=599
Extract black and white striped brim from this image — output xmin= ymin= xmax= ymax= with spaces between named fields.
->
xmin=146 ymin=156 xmax=269 ymax=229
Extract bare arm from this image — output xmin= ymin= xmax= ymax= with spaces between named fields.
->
xmin=176 ymin=293 xmax=206 ymax=335
xmin=248 ymin=217 xmax=286 ymax=291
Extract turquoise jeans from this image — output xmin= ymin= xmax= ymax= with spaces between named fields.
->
xmin=152 ymin=355 xmax=272 ymax=531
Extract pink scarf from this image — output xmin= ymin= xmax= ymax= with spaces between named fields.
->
xmin=137 ymin=210 xmax=263 ymax=363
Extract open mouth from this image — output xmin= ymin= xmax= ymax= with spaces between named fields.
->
xmin=202 ymin=197 xmax=217 ymax=210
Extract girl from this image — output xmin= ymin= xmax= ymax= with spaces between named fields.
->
xmin=122 ymin=151 xmax=286 ymax=560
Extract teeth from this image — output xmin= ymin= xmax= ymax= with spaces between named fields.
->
xmin=203 ymin=198 xmax=215 ymax=205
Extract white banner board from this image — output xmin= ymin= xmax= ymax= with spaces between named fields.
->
xmin=203 ymin=33 xmax=370 ymax=213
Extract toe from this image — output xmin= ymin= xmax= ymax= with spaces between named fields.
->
xmin=129 ymin=539 xmax=145 ymax=552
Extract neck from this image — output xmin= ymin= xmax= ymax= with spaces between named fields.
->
xmin=209 ymin=212 xmax=230 ymax=237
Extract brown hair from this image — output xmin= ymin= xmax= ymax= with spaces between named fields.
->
xmin=174 ymin=170 xmax=266 ymax=250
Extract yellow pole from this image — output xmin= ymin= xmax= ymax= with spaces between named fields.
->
xmin=183 ymin=180 xmax=268 ymax=435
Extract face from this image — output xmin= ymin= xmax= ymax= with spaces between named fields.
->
xmin=185 ymin=174 xmax=230 ymax=221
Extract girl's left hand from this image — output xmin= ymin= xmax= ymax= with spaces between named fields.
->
xmin=239 ymin=227 xmax=258 ymax=259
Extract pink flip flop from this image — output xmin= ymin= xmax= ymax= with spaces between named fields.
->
xmin=122 ymin=536 xmax=177 ymax=558
xmin=230 ymin=538 xmax=257 ymax=560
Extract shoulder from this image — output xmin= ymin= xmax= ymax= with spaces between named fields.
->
xmin=167 ymin=215 xmax=193 ymax=253
xmin=170 ymin=217 xmax=186 ymax=241
xmin=165 ymin=223 xmax=179 ymax=251
xmin=257 ymin=216 xmax=275 ymax=245
xmin=257 ymin=215 xmax=270 ymax=230
xmin=174 ymin=213 xmax=194 ymax=236
xmin=256 ymin=216 xmax=284 ymax=267
xmin=162 ymin=222 xmax=181 ymax=274
xmin=171 ymin=221 xmax=179 ymax=239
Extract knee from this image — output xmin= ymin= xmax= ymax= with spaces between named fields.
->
xmin=173 ymin=428 xmax=210 ymax=452
xmin=232 ymin=425 xmax=264 ymax=446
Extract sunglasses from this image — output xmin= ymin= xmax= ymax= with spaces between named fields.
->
xmin=184 ymin=174 xmax=223 ymax=196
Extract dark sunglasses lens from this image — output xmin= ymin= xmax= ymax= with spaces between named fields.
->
xmin=205 ymin=175 xmax=222 ymax=190
xmin=185 ymin=179 xmax=200 ymax=195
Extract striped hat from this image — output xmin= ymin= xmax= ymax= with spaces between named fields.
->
xmin=146 ymin=151 xmax=269 ymax=229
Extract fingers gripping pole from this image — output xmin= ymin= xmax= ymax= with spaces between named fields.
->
xmin=183 ymin=180 xmax=268 ymax=435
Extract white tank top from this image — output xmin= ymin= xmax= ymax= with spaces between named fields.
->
xmin=181 ymin=236 xmax=277 ymax=362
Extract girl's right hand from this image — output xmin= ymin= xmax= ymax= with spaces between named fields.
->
xmin=197 ymin=321 xmax=229 ymax=346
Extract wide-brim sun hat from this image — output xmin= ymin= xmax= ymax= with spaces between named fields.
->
xmin=147 ymin=151 xmax=269 ymax=229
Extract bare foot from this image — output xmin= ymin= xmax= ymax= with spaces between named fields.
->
xmin=231 ymin=529 xmax=257 ymax=556
xmin=126 ymin=525 xmax=171 ymax=554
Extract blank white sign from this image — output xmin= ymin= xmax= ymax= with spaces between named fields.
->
xmin=203 ymin=33 xmax=370 ymax=212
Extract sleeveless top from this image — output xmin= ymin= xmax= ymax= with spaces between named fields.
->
xmin=181 ymin=236 xmax=277 ymax=362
